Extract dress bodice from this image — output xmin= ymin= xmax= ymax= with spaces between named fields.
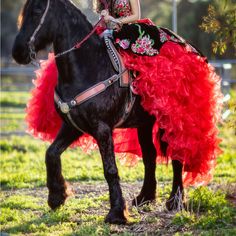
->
xmin=113 ymin=0 xmax=132 ymax=18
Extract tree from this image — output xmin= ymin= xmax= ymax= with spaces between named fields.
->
xmin=177 ymin=0 xmax=213 ymax=58
xmin=200 ymin=0 xmax=236 ymax=55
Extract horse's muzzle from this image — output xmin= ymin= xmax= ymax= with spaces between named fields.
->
xmin=12 ymin=36 xmax=31 ymax=65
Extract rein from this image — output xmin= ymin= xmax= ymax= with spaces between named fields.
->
xmin=28 ymin=0 xmax=109 ymax=61
xmin=54 ymin=17 xmax=104 ymax=58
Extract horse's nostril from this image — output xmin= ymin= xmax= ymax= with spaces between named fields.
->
xmin=12 ymin=42 xmax=30 ymax=65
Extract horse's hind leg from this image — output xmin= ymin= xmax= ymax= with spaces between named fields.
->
xmin=132 ymin=121 xmax=157 ymax=206
xmin=46 ymin=123 xmax=82 ymax=210
xmin=94 ymin=122 xmax=127 ymax=224
xmin=166 ymin=160 xmax=184 ymax=211
xmin=159 ymin=129 xmax=184 ymax=210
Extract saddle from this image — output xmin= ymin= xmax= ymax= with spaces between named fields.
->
xmin=104 ymin=34 xmax=130 ymax=87
xmin=104 ymin=35 xmax=136 ymax=127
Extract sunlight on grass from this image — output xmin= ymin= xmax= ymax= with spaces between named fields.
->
xmin=0 ymin=136 xmax=175 ymax=189
xmin=0 ymin=91 xmax=30 ymax=107
xmin=172 ymin=187 xmax=236 ymax=232
xmin=1 ymin=90 xmax=235 ymax=235
xmin=0 ymin=190 xmax=111 ymax=235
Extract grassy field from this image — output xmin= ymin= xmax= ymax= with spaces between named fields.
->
xmin=0 ymin=90 xmax=236 ymax=235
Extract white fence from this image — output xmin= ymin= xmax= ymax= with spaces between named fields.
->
xmin=1 ymin=60 xmax=236 ymax=92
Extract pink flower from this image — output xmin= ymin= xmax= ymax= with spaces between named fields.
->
xmin=115 ymin=38 xmax=121 ymax=44
xmin=118 ymin=39 xmax=130 ymax=49
xmin=131 ymin=34 xmax=159 ymax=56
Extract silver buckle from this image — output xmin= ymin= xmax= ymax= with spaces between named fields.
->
xmin=60 ymin=102 xmax=70 ymax=114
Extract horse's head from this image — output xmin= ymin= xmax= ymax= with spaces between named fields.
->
xmin=12 ymin=0 xmax=55 ymax=64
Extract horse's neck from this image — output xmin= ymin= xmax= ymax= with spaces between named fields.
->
xmin=53 ymin=6 xmax=113 ymax=97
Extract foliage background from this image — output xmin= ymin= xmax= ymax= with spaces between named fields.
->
xmin=1 ymin=0 xmax=236 ymax=61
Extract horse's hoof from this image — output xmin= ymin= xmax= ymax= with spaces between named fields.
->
xmin=132 ymin=194 xmax=155 ymax=207
xmin=47 ymin=182 xmax=73 ymax=210
xmin=105 ymin=208 xmax=128 ymax=225
xmin=48 ymin=192 xmax=67 ymax=210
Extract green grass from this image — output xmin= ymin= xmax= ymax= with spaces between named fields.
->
xmin=172 ymin=187 xmax=236 ymax=230
xmin=0 ymin=136 xmax=173 ymax=189
xmin=0 ymin=91 xmax=30 ymax=107
xmin=0 ymin=131 xmax=235 ymax=190
xmin=0 ymin=91 xmax=28 ymax=132
xmin=0 ymin=193 xmax=111 ymax=235
xmin=0 ymin=90 xmax=236 ymax=235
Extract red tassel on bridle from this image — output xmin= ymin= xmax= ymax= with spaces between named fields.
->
xmin=56 ymin=0 xmax=109 ymax=57
xmin=73 ymin=0 xmax=109 ymax=49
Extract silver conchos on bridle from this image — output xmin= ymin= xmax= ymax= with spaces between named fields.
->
xmin=58 ymin=102 xmax=70 ymax=114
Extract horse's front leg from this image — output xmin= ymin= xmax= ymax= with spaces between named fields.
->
xmin=94 ymin=122 xmax=127 ymax=224
xmin=46 ymin=123 xmax=82 ymax=210
xmin=166 ymin=160 xmax=184 ymax=211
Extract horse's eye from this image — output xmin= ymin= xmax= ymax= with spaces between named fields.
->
xmin=34 ymin=9 xmax=42 ymax=15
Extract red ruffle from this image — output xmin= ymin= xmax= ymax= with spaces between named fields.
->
xmin=26 ymin=54 xmax=61 ymax=141
xmin=26 ymin=41 xmax=223 ymax=186
xmin=120 ymin=42 xmax=223 ymax=185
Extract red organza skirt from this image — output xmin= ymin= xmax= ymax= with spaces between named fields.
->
xmin=26 ymin=41 xmax=223 ymax=186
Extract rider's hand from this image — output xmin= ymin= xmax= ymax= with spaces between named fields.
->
xmin=101 ymin=9 xmax=110 ymax=23
xmin=100 ymin=10 xmax=123 ymax=31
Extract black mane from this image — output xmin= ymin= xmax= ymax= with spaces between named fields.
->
xmin=59 ymin=0 xmax=93 ymax=29
xmin=56 ymin=0 xmax=102 ymax=48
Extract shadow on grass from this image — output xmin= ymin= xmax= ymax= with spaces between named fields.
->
xmin=3 ymin=208 xmax=110 ymax=235
xmin=0 ymin=102 xmax=26 ymax=108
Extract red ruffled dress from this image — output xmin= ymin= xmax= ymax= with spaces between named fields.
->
xmin=26 ymin=0 xmax=223 ymax=186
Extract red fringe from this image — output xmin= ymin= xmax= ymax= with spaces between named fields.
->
xmin=26 ymin=41 xmax=223 ymax=186
xmin=26 ymin=54 xmax=61 ymax=141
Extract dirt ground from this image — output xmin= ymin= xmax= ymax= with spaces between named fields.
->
xmin=3 ymin=182 xmax=190 ymax=235
xmin=3 ymin=181 xmax=236 ymax=235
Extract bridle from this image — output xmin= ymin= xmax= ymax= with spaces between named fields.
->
xmin=27 ymin=0 xmax=108 ymax=65
xmin=28 ymin=0 xmax=51 ymax=64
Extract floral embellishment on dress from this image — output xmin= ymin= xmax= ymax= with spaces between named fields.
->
xmin=158 ymin=28 xmax=183 ymax=44
xmin=113 ymin=0 xmax=132 ymax=17
xmin=159 ymin=29 xmax=169 ymax=43
xmin=115 ymin=38 xmax=130 ymax=49
xmin=131 ymin=24 xmax=159 ymax=56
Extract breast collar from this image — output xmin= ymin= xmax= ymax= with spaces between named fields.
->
xmin=54 ymin=35 xmax=135 ymax=133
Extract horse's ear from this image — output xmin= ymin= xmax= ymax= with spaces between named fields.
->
xmin=93 ymin=0 xmax=102 ymax=13
xmin=93 ymin=0 xmax=113 ymax=13
xmin=17 ymin=0 xmax=32 ymax=30
xmin=17 ymin=8 xmax=24 ymax=29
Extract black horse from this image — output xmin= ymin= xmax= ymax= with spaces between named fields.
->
xmin=12 ymin=0 xmax=183 ymax=224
